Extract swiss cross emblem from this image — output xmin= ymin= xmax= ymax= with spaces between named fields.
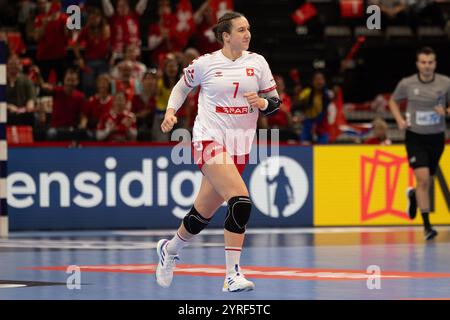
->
xmin=246 ymin=68 xmax=254 ymax=76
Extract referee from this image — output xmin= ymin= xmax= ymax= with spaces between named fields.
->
xmin=389 ymin=47 xmax=450 ymax=240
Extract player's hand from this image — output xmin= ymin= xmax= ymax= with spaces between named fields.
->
xmin=161 ymin=108 xmax=177 ymax=133
xmin=244 ymin=92 xmax=266 ymax=110
xmin=435 ymin=105 xmax=446 ymax=116
xmin=397 ymin=118 xmax=408 ymax=130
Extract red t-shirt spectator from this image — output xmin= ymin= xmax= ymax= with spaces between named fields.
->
xmin=148 ymin=14 xmax=185 ymax=63
xmin=35 ymin=13 xmax=69 ymax=61
xmin=131 ymin=94 xmax=155 ymax=115
xmin=192 ymin=20 xmax=220 ymax=55
xmin=77 ymin=27 xmax=110 ymax=61
xmin=110 ymin=12 xmax=141 ymax=55
xmin=112 ymin=78 xmax=141 ymax=102
xmin=82 ymin=95 xmax=113 ymax=130
xmin=50 ymin=87 xmax=85 ymax=128
xmin=97 ymin=109 xmax=137 ymax=141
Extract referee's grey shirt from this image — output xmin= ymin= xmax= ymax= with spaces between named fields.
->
xmin=392 ymin=73 xmax=450 ymax=135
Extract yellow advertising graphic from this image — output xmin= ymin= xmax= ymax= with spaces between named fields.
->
xmin=314 ymin=146 xmax=450 ymax=226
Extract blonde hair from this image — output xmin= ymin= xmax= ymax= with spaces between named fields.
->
xmin=372 ymin=117 xmax=388 ymax=131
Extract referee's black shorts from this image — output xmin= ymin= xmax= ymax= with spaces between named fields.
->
xmin=405 ymin=130 xmax=445 ymax=176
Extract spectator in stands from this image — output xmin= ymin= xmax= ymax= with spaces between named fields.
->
xmin=267 ymin=75 xmax=297 ymax=142
xmin=96 ymin=91 xmax=137 ymax=141
xmin=294 ymin=72 xmax=334 ymax=145
xmin=364 ymin=118 xmax=392 ymax=145
xmin=182 ymin=47 xmax=200 ymax=69
xmin=369 ymin=0 xmax=409 ymax=25
xmin=111 ymin=43 xmax=147 ymax=80
xmin=34 ymin=0 xmax=70 ymax=84
xmin=74 ymin=6 xmax=111 ymax=97
xmin=147 ymin=0 xmax=184 ymax=65
xmin=79 ymin=73 xmax=112 ymax=140
xmin=131 ymin=69 xmax=158 ymax=140
xmin=152 ymin=54 xmax=182 ymax=141
xmin=101 ymin=0 xmax=148 ymax=65
xmin=192 ymin=0 xmax=221 ymax=55
xmin=111 ymin=59 xmax=142 ymax=102
xmin=6 ymin=54 xmax=36 ymax=126
xmin=18 ymin=0 xmax=37 ymax=44
xmin=39 ymin=67 xmax=86 ymax=140
xmin=18 ymin=0 xmax=49 ymax=45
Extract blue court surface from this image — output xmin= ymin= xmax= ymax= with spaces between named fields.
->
xmin=1 ymin=226 xmax=450 ymax=300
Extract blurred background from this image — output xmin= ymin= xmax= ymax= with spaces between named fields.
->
xmin=1 ymin=0 xmax=449 ymax=146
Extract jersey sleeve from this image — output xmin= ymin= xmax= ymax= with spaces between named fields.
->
xmin=391 ymin=79 xmax=407 ymax=102
xmin=257 ymin=55 xmax=277 ymax=94
xmin=182 ymin=56 xmax=204 ymax=88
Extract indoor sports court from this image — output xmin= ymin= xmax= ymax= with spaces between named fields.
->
xmin=2 ymin=227 xmax=450 ymax=299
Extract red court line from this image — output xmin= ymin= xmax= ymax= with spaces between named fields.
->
xmin=20 ymin=264 xmax=450 ymax=281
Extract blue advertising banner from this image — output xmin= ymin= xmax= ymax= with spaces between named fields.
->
xmin=7 ymin=146 xmax=313 ymax=230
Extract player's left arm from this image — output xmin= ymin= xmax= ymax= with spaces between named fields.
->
xmin=245 ymin=55 xmax=281 ymax=116
xmin=243 ymin=90 xmax=280 ymax=116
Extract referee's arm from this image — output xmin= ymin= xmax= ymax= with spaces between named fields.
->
xmin=389 ymin=98 xmax=408 ymax=130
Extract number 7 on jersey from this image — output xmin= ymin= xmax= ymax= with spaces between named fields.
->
xmin=233 ymin=82 xmax=239 ymax=99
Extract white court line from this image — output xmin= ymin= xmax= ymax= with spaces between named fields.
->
xmin=0 ymin=239 xmax=224 ymax=250
xmin=112 ymin=226 xmax=450 ymax=237
xmin=9 ymin=226 xmax=450 ymax=239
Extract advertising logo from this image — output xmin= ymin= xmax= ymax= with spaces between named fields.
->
xmin=361 ymin=150 xmax=414 ymax=221
xmin=249 ymin=156 xmax=308 ymax=218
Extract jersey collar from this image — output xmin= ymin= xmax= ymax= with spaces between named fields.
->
xmin=417 ymin=73 xmax=435 ymax=84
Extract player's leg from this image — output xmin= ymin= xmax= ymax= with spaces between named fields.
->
xmin=420 ymin=134 xmax=446 ymax=240
xmin=405 ymin=131 xmax=425 ymax=221
xmin=155 ymin=176 xmax=224 ymax=288
xmin=201 ymin=151 xmax=255 ymax=292
xmin=168 ymin=176 xmax=225 ymax=252
xmin=414 ymin=167 xmax=431 ymax=212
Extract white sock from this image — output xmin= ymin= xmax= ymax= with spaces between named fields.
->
xmin=166 ymin=232 xmax=190 ymax=255
xmin=225 ymin=247 xmax=242 ymax=276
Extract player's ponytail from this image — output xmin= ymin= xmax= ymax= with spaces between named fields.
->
xmin=213 ymin=12 xmax=244 ymax=45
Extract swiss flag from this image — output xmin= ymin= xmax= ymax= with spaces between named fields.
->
xmin=210 ymin=0 xmax=234 ymax=23
xmin=175 ymin=0 xmax=195 ymax=37
xmin=246 ymin=68 xmax=254 ymax=76
xmin=291 ymin=3 xmax=317 ymax=25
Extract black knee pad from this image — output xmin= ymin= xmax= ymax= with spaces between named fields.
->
xmin=183 ymin=206 xmax=211 ymax=235
xmin=224 ymin=196 xmax=252 ymax=234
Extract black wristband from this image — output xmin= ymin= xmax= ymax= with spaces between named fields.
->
xmin=261 ymin=97 xmax=281 ymax=116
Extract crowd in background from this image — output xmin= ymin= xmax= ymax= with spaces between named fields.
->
xmin=2 ymin=0 xmax=445 ymax=145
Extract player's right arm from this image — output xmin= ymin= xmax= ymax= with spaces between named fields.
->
xmin=389 ymin=79 xmax=408 ymax=130
xmin=161 ymin=56 xmax=203 ymax=133
xmin=389 ymin=99 xmax=407 ymax=130
xmin=161 ymin=76 xmax=197 ymax=133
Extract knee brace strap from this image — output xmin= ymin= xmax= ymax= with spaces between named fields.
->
xmin=183 ymin=206 xmax=211 ymax=235
xmin=224 ymin=196 xmax=252 ymax=234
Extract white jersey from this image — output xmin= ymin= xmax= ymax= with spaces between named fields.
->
xmin=183 ymin=50 xmax=276 ymax=156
